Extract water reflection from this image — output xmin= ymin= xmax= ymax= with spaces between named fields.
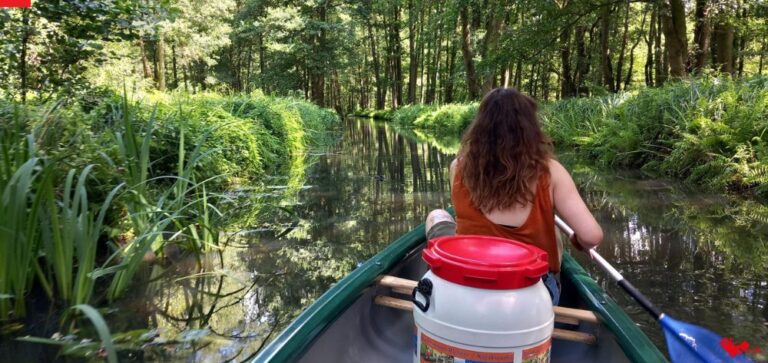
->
xmin=9 ymin=118 xmax=767 ymax=361
xmin=565 ymin=161 xmax=768 ymax=354
xmin=102 ymin=118 xmax=452 ymax=361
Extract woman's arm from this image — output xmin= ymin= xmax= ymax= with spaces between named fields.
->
xmin=549 ymin=159 xmax=603 ymax=249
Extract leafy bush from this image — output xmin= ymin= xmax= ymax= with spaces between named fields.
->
xmin=373 ymin=77 xmax=768 ymax=196
xmin=389 ymin=103 xmax=477 ymax=138
xmin=541 ymin=76 xmax=768 ymax=195
xmin=355 ymin=109 xmax=394 ymax=120
xmin=0 ymin=90 xmax=339 ymax=318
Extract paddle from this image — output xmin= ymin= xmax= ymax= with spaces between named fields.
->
xmin=554 ymin=215 xmax=754 ymax=363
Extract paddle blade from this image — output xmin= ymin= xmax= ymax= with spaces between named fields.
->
xmin=660 ymin=315 xmax=754 ymax=363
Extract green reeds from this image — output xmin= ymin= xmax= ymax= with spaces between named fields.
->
xmin=0 ymin=111 xmax=45 ymax=319
xmin=38 ymin=166 xmax=122 ymax=306
xmin=0 ymin=156 xmax=44 ymax=319
xmin=105 ymin=99 xmax=223 ymax=300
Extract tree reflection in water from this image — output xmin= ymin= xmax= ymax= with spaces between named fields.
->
xmin=567 ymin=161 xmax=768 ymax=355
xmin=104 ymin=119 xmax=768 ymax=361
xmin=106 ymin=118 xmax=452 ymax=361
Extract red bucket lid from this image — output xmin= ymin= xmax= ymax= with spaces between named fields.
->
xmin=422 ymin=235 xmax=549 ymax=289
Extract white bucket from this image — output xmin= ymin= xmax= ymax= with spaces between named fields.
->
xmin=412 ymin=235 xmax=554 ymax=363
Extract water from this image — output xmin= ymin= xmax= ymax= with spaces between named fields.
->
xmin=3 ymin=117 xmax=768 ymax=361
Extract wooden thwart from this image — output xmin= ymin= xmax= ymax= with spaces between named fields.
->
xmin=373 ymin=295 xmax=597 ymax=345
xmin=376 ymin=275 xmax=600 ymax=325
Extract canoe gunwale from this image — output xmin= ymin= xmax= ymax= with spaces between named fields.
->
xmin=560 ymin=254 xmax=668 ymax=362
xmin=252 ymin=225 xmax=428 ymax=362
xmin=252 ymin=225 xmax=667 ymax=362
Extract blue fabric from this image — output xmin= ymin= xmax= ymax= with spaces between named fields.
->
xmin=660 ymin=315 xmax=754 ymax=363
xmin=542 ymin=272 xmax=560 ymax=306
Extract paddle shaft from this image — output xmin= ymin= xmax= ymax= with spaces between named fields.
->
xmin=555 ymin=216 xmax=663 ymax=320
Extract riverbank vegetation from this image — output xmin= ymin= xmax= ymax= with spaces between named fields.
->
xmin=364 ymin=77 xmax=768 ymax=197
xmin=2 ymin=0 xmax=768 ymax=359
xmin=0 ymin=91 xmax=337 ymax=358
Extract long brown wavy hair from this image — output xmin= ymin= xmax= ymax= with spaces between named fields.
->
xmin=458 ymin=88 xmax=553 ymax=212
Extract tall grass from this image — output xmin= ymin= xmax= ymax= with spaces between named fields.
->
xmin=0 ymin=90 xmax=339 ymax=323
xmin=103 ymin=96 xmax=226 ymax=300
xmin=39 ymin=166 xmax=122 ymax=306
xmin=0 ymin=135 xmax=44 ymax=319
xmin=541 ymin=76 xmax=768 ymax=195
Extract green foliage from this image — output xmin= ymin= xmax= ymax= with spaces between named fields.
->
xmin=0 ymin=90 xmax=338 ymax=319
xmin=0 ymin=1 xmax=140 ymax=99
xmin=355 ymin=109 xmax=395 ymax=120
xmin=386 ymin=103 xmax=478 ymax=138
xmin=391 ymin=104 xmax=435 ymax=126
xmin=542 ymin=77 xmax=768 ymax=195
xmin=373 ymin=77 xmax=768 ymax=197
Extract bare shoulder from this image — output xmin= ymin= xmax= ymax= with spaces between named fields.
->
xmin=547 ymin=159 xmax=569 ymax=181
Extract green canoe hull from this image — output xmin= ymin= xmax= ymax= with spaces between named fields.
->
xmin=253 ymin=224 xmax=667 ymax=362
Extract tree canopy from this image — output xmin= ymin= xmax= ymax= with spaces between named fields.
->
xmin=1 ymin=0 xmax=766 ymax=109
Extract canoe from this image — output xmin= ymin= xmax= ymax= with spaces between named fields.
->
xmin=252 ymin=224 xmax=668 ymax=362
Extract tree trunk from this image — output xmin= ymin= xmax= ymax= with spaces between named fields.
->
xmin=19 ymin=9 xmax=30 ymax=103
xmin=736 ymin=5 xmax=747 ymax=77
xmin=503 ymin=61 xmax=511 ymax=88
xmin=615 ymin=1 xmax=630 ymax=92
xmin=713 ymin=20 xmax=734 ymax=75
xmin=426 ymin=9 xmax=442 ymax=105
xmin=310 ymin=4 xmax=327 ymax=106
xmin=625 ymin=9 xmax=647 ymax=89
xmin=560 ymin=25 xmax=575 ymax=98
xmin=183 ymin=65 xmax=189 ymax=93
xmin=139 ymin=37 xmax=152 ymax=80
xmin=459 ymin=4 xmax=480 ymax=99
xmin=245 ymin=45 xmax=253 ymax=92
xmin=391 ymin=2 xmax=404 ymax=108
xmin=407 ymin=0 xmax=418 ymax=104
xmin=654 ymin=3 xmax=666 ymax=86
xmin=171 ymin=45 xmax=178 ymax=89
xmin=645 ymin=4 xmax=655 ymax=86
xmin=258 ymin=32 xmax=267 ymax=93
xmin=690 ymin=0 xmax=710 ymax=73
xmin=599 ymin=4 xmax=615 ymax=91
xmin=444 ymin=40 xmax=457 ymax=103
xmin=367 ymin=17 xmax=384 ymax=109
xmin=660 ymin=0 xmax=687 ymax=79
xmin=759 ymin=41 xmax=765 ymax=75
xmin=480 ymin=1 xmax=504 ymax=94
xmin=155 ymin=34 xmax=166 ymax=91
xmin=574 ymin=26 xmax=589 ymax=96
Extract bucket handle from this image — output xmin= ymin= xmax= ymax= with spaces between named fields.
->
xmin=411 ymin=278 xmax=433 ymax=312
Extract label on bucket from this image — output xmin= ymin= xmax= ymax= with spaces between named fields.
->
xmin=522 ymin=339 xmax=551 ymax=363
xmin=416 ymin=332 xmax=551 ymax=363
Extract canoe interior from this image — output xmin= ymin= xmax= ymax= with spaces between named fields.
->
xmin=298 ymin=244 xmax=633 ymax=363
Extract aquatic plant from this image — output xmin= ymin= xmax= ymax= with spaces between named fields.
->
xmin=0 ymin=90 xmax=340 ymax=321
xmin=0 ymin=128 xmax=44 ymax=319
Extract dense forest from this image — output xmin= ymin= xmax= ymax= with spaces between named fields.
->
xmin=2 ymin=1 xmax=768 ymax=361
xmin=1 ymin=0 xmax=766 ymax=110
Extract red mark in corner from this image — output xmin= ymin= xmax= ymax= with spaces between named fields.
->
xmin=0 ymin=0 xmax=31 ymax=7
xmin=720 ymin=337 xmax=761 ymax=358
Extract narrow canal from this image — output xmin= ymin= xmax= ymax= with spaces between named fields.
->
xmin=6 ymin=117 xmax=767 ymax=361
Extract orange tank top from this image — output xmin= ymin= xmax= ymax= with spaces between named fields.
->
xmin=452 ymin=168 xmax=560 ymax=272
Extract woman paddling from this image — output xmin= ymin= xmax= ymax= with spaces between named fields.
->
xmin=425 ymin=87 xmax=603 ymax=305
